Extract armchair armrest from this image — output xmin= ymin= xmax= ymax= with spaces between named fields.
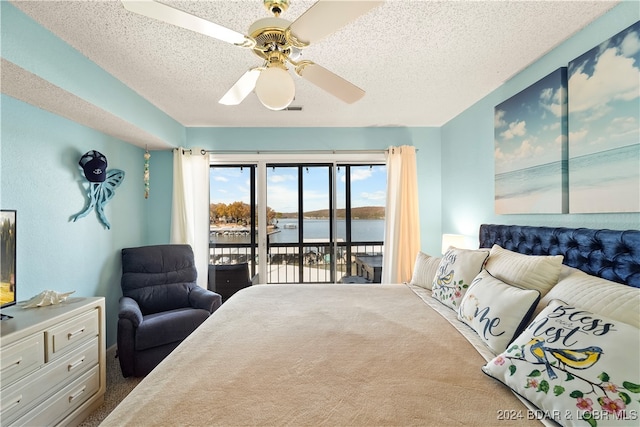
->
xmin=189 ymin=286 xmax=222 ymax=313
xmin=119 ymin=296 xmax=144 ymax=327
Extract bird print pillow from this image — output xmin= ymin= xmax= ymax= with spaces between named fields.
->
xmin=482 ymin=299 xmax=640 ymax=427
xmin=432 ymin=247 xmax=489 ymax=310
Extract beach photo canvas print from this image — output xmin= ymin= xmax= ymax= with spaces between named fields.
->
xmin=494 ymin=68 xmax=568 ymax=214
xmin=568 ymin=21 xmax=640 ymax=213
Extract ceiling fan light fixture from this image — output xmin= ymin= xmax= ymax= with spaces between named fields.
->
xmin=255 ymin=66 xmax=295 ymax=111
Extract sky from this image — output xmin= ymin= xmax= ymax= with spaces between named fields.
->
xmin=210 ymin=164 xmax=386 ymax=213
xmin=494 ymin=68 xmax=567 ymax=175
xmin=567 ymin=21 xmax=640 ymax=158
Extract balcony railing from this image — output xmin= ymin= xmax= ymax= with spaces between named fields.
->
xmin=209 ymin=241 xmax=383 ymax=284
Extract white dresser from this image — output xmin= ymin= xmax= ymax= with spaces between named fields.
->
xmin=0 ymin=297 xmax=105 ymax=426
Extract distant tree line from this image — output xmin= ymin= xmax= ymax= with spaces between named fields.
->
xmin=210 ymin=202 xmax=276 ymax=226
xmin=211 ymin=204 xmax=385 ymax=225
xmin=278 ymin=206 xmax=385 ymax=219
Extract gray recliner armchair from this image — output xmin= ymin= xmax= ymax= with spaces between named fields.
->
xmin=118 ymin=244 xmax=221 ymax=377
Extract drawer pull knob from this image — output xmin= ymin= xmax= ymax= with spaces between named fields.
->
xmin=67 ymin=327 xmax=86 ymax=340
xmin=1 ymin=357 xmax=22 ymax=372
xmin=1 ymin=395 xmax=22 ymax=412
xmin=69 ymin=386 xmax=86 ymax=402
xmin=68 ymin=356 xmax=86 ymax=371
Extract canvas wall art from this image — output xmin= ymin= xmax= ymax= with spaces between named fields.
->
xmin=568 ymin=21 xmax=640 ymax=213
xmin=494 ymin=68 xmax=568 ymax=214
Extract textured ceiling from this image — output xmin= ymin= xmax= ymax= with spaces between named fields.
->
xmin=4 ymin=0 xmax=618 ymax=146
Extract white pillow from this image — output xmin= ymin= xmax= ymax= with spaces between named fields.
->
xmin=483 ymin=300 xmax=640 ymax=427
xmin=458 ymin=269 xmax=540 ymax=354
xmin=536 ymin=266 xmax=640 ymax=329
xmin=432 ymin=247 xmax=489 ymax=310
xmin=409 ymin=252 xmax=441 ymax=290
xmin=485 ymin=244 xmax=563 ymax=296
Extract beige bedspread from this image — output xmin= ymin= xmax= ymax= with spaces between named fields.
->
xmin=102 ymin=284 xmax=539 ymax=426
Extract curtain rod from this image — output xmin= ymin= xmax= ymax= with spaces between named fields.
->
xmin=175 ymin=148 xmax=417 ymax=155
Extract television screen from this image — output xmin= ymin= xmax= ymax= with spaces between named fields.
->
xmin=1 ymin=210 xmax=17 ymax=309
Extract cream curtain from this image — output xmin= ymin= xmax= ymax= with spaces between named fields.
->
xmin=382 ymin=145 xmax=420 ymax=283
xmin=170 ymin=147 xmax=210 ymax=289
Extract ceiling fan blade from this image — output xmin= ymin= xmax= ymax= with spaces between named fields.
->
xmin=219 ymin=69 xmax=261 ymax=105
xmin=121 ymin=0 xmax=253 ymax=47
xmin=295 ymin=62 xmax=364 ymax=104
xmin=288 ymin=0 xmax=383 ymax=45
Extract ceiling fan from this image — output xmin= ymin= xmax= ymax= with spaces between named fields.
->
xmin=121 ymin=0 xmax=383 ymax=110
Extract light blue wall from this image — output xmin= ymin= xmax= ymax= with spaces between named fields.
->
xmin=144 ymin=150 xmax=173 ymax=246
xmin=441 ymin=2 xmax=640 ymax=239
xmin=0 ymin=95 xmax=149 ymax=346
xmin=0 ymin=1 xmax=185 ymax=146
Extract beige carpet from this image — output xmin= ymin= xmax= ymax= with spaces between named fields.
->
xmin=79 ymin=346 xmax=142 ymax=427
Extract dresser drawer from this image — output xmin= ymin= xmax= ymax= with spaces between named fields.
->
xmin=11 ymin=365 xmax=100 ymax=427
xmin=0 ymin=337 xmax=99 ymax=424
xmin=47 ymin=309 xmax=98 ymax=360
xmin=0 ymin=333 xmax=45 ymax=387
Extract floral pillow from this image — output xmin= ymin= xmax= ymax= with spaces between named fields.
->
xmin=458 ymin=269 xmax=540 ymax=354
xmin=409 ymin=251 xmax=441 ymax=290
xmin=431 ymin=247 xmax=489 ymax=310
xmin=483 ymin=300 xmax=640 ymax=427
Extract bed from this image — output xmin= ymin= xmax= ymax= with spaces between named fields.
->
xmin=102 ymin=224 xmax=640 ymax=426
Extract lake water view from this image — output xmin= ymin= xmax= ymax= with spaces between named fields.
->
xmin=211 ymin=218 xmax=385 ymax=244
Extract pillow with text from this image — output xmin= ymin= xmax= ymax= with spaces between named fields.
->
xmin=431 ymin=247 xmax=489 ymax=310
xmin=483 ymin=300 xmax=640 ymax=427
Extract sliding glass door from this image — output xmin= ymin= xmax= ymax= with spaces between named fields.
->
xmin=209 ymin=159 xmax=385 ymax=284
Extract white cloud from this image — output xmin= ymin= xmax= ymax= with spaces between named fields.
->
xmin=518 ymin=140 xmax=543 ymax=158
xmin=621 ymin=29 xmax=640 ymax=57
xmin=494 ymin=109 xmax=506 ymax=128
xmin=213 ymin=176 xmax=228 ymax=182
xmin=610 ymin=115 xmax=638 ymax=131
xmin=267 ymin=184 xmax=298 ymax=211
xmin=569 ymin=47 xmax=640 ymax=114
xmin=541 ymin=86 xmax=566 ymax=118
xmin=500 ymin=120 xmax=527 ymax=140
xmin=360 ymin=191 xmax=386 ymax=202
xmin=554 ymin=134 xmax=567 ymax=146
xmin=608 ymin=116 xmax=640 ymax=141
xmin=350 ymin=168 xmax=372 ymax=182
xmin=569 ymin=129 xmax=589 ymax=145
xmin=495 ymin=139 xmax=546 ymax=172
xmin=540 ymin=87 xmax=553 ymax=102
xmin=269 ymin=174 xmax=295 ymax=183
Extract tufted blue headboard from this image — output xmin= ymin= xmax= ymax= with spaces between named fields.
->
xmin=479 ymin=224 xmax=640 ymax=288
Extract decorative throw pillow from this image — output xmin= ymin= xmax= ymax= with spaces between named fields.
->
xmin=409 ymin=252 xmax=441 ymax=290
xmin=537 ymin=266 xmax=640 ymax=329
xmin=483 ymin=300 xmax=640 ymax=427
xmin=485 ymin=244 xmax=563 ymax=296
xmin=458 ymin=269 xmax=540 ymax=354
xmin=431 ymin=247 xmax=489 ymax=310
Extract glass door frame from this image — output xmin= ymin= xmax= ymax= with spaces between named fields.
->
xmin=210 ymin=152 xmax=386 ymax=284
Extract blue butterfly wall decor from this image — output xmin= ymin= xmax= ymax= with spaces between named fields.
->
xmin=71 ymin=150 xmax=125 ymax=230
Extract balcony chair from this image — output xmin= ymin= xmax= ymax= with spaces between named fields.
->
xmin=118 ymin=244 xmax=221 ymax=377
xmin=208 ymin=262 xmax=253 ymax=303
